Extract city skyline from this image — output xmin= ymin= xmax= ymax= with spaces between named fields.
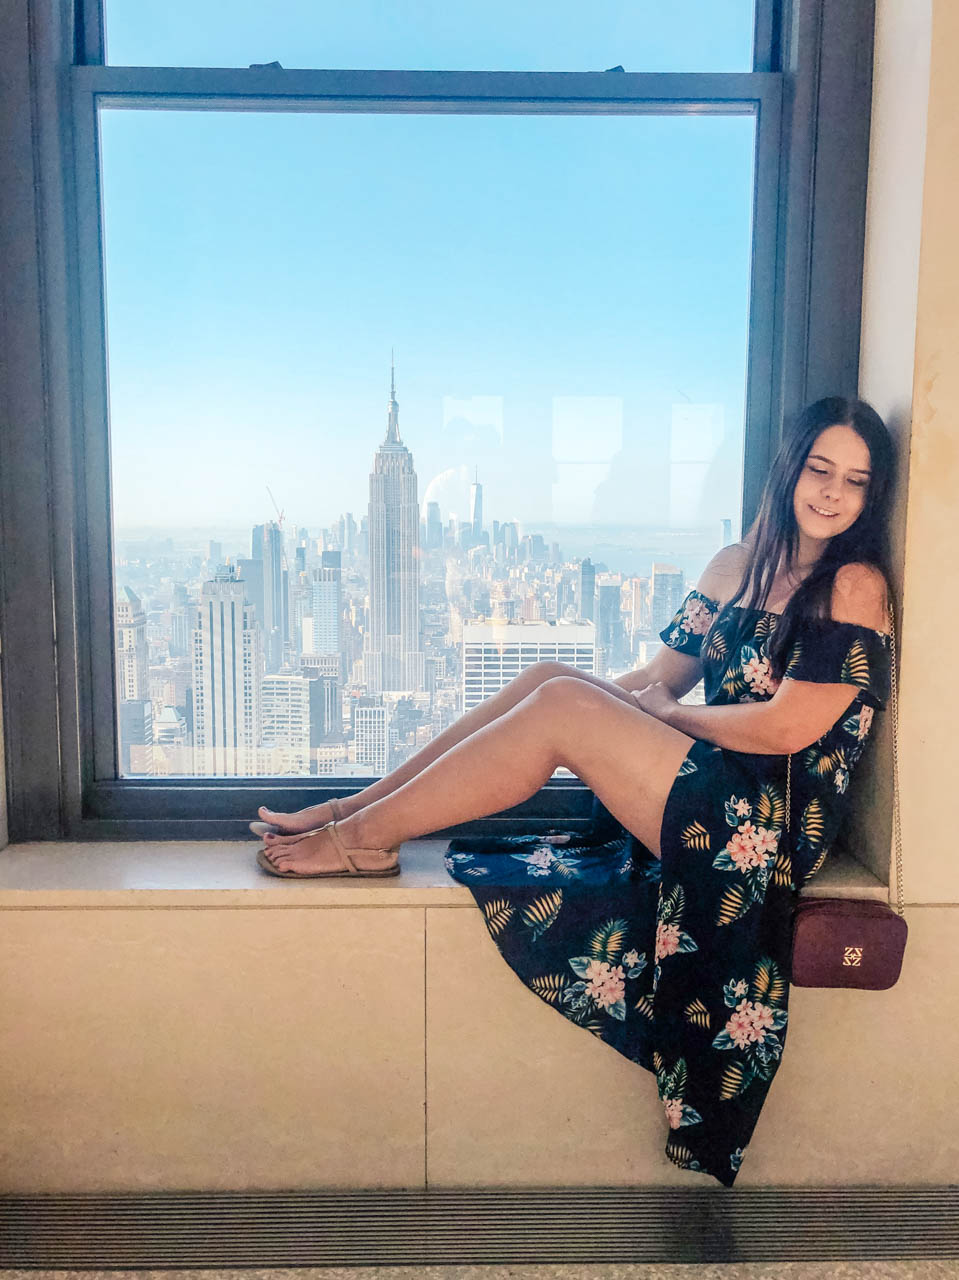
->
xmin=113 ymin=376 xmax=718 ymax=779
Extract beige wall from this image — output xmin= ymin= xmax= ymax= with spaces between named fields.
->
xmin=1 ymin=897 xmax=956 ymax=1193
xmin=861 ymin=0 xmax=957 ymax=905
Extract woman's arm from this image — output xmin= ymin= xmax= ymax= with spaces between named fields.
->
xmin=646 ymin=678 xmax=861 ymax=755
xmin=611 ymin=647 xmax=703 ymax=700
xmin=634 ymin=560 xmax=889 ymax=754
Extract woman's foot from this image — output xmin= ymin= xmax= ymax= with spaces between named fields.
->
xmin=252 ymin=798 xmax=344 ymax=837
xmin=258 ymin=822 xmax=400 ymax=878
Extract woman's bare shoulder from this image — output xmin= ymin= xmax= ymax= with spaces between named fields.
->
xmin=830 ymin=562 xmax=890 ymax=631
xmin=695 ymin=543 xmax=750 ymax=605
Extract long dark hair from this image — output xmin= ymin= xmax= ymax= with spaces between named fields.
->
xmin=728 ymin=396 xmax=895 ymax=675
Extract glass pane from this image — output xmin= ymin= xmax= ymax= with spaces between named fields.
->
xmin=102 ymin=109 xmax=754 ymax=778
xmin=104 ymin=1 xmax=755 ymax=73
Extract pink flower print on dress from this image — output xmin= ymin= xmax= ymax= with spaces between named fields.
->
xmin=681 ymin=598 xmax=715 ymax=636
xmin=584 ymin=960 xmax=626 ymax=1009
xmin=726 ymin=1003 xmax=759 ymax=1049
xmin=655 ymin=920 xmax=682 ymax=962
xmin=749 ymin=1002 xmax=775 ymax=1034
xmin=856 ymin=705 xmax=874 ymax=740
xmin=663 ymin=1098 xmax=684 ymax=1129
xmin=742 ymin=653 xmax=781 ymax=696
xmin=727 ymin=840 xmax=765 ymax=872
xmin=725 ymin=998 xmax=776 ymax=1049
xmin=752 ymin=826 xmax=779 ymax=857
xmin=725 ymin=821 xmax=778 ymax=872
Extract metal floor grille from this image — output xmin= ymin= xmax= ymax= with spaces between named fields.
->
xmin=1 ymin=1186 xmax=957 ymax=1268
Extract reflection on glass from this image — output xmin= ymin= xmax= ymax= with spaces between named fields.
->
xmin=101 ymin=110 xmax=754 ymax=778
xmin=104 ymin=0 xmax=756 ymax=73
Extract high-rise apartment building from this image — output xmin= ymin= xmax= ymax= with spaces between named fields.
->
xmin=300 ymin=651 xmax=343 ymax=741
xmin=311 ymin=550 xmax=342 ymax=656
xmin=116 ymin=585 xmax=153 ymax=775
xmin=651 ymin=563 xmax=685 ymax=633
xmin=251 ymin=520 xmax=287 ymax=672
xmin=578 ymin=557 xmax=596 ymax=622
xmin=596 ymin=574 xmax=627 ymax=669
xmin=116 ymin=585 xmax=148 ymax=701
xmin=461 ymin=620 xmax=596 ymax=712
xmin=260 ymin=674 xmax=311 ymax=775
xmin=192 ymin=571 xmax=262 ymax=776
xmin=119 ymin=698 xmax=154 ymax=775
xmin=365 ymin=363 xmax=425 ymax=693
xmin=354 ymin=698 xmax=390 ymax=774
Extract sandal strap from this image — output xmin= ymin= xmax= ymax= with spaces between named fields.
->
xmin=324 ymin=821 xmax=361 ymax=875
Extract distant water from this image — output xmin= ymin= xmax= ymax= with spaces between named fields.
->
xmin=115 ymin=522 xmax=725 ymax=580
xmin=533 ymin=523 xmax=724 ymax=578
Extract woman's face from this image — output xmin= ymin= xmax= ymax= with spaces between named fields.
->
xmin=792 ymin=423 xmax=871 ymax=545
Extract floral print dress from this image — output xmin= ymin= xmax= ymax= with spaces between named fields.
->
xmin=445 ymin=589 xmax=891 ymax=1187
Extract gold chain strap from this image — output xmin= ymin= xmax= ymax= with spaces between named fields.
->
xmin=785 ymin=599 xmax=903 ymax=916
xmin=888 ymin=600 xmax=904 ymax=917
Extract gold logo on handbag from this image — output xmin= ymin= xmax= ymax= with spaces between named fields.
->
xmin=843 ymin=946 xmax=863 ymax=966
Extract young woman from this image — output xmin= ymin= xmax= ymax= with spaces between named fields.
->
xmin=253 ymin=396 xmax=895 ymax=1187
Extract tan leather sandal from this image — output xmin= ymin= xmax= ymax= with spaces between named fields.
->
xmin=249 ymin=796 xmax=346 ymax=839
xmin=256 ymin=820 xmax=400 ymax=879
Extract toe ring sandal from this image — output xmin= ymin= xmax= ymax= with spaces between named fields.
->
xmin=256 ymin=820 xmax=401 ymax=879
xmin=249 ymin=796 xmax=345 ymax=839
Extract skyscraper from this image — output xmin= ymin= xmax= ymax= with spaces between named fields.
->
xmin=596 ymin=574 xmax=627 ymax=669
xmin=462 ymin=621 xmax=596 ymax=713
xmin=116 ymin=586 xmax=153 ymax=775
xmin=651 ymin=563 xmax=685 ymax=633
xmin=116 ymin=586 xmax=148 ymax=701
xmin=260 ymin=674 xmax=311 ymax=775
xmin=192 ymin=570 xmax=262 ymax=776
xmin=578 ymin=557 xmax=596 ymax=622
xmin=311 ymin=550 xmax=342 ymax=656
xmin=251 ymin=520 xmax=287 ymax=673
xmin=425 ymin=501 xmax=443 ymax=550
xmin=469 ymin=469 xmax=483 ymax=543
xmin=354 ymin=698 xmax=390 ymax=774
xmin=365 ymin=361 xmax=425 ymax=692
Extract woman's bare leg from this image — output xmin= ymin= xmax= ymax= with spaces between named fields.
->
xmin=258 ymin=661 xmax=640 ymax=836
xmin=262 ymin=675 xmax=695 ymax=873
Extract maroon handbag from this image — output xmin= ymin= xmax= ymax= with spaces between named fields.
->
xmin=788 ymin=601 xmax=907 ymax=990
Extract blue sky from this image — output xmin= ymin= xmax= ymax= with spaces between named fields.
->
xmin=101 ymin=4 xmax=756 ymax=533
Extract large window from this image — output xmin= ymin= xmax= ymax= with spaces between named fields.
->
xmin=101 ymin=109 xmax=755 ymax=781
xmin=0 ymin=0 xmax=877 ymax=837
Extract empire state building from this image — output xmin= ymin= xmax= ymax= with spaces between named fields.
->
xmin=364 ymin=363 xmax=425 ymax=693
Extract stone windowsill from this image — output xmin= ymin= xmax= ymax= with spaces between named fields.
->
xmin=0 ymin=838 xmax=889 ymax=908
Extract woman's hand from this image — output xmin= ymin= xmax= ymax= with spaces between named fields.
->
xmin=631 ymin=680 xmax=679 ymax=725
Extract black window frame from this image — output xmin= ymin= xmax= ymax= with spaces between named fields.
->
xmin=0 ymin=0 xmax=876 ymax=840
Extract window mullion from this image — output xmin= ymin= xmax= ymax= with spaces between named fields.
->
xmin=72 ymin=64 xmax=779 ymax=112
xmin=75 ymin=0 xmax=105 ymax=65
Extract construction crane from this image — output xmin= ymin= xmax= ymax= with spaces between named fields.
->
xmin=266 ymin=485 xmax=285 ymax=531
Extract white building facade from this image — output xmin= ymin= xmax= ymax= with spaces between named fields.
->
xmin=192 ymin=574 xmax=263 ymax=777
xmin=461 ymin=620 xmax=596 ymax=712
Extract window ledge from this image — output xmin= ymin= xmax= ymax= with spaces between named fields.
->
xmin=0 ymin=838 xmax=889 ymax=908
